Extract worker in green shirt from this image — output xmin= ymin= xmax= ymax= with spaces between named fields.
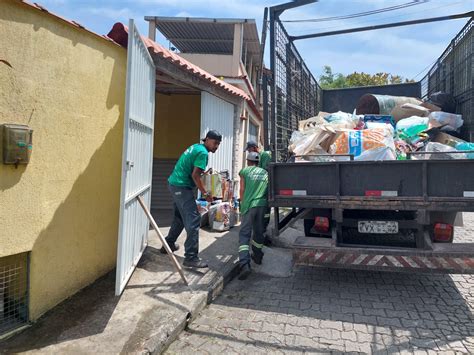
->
xmin=245 ymin=140 xmax=272 ymax=244
xmin=161 ymin=130 xmax=222 ymax=268
xmin=237 ymin=152 xmax=268 ymax=280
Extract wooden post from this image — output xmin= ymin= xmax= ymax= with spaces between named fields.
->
xmin=137 ymin=196 xmax=189 ymax=286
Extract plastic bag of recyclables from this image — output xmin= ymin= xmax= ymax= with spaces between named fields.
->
xmin=201 ymin=172 xmax=223 ymax=197
xmin=456 ymin=142 xmax=474 ymax=159
xmin=354 ymin=146 xmax=397 ymax=161
xmin=428 ymin=111 xmax=463 ymax=131
xmin=324 ymin=111 xmax=363 ymax=129
xmin=298 ymin=111 xmax=362 ymax=132
xmin=411 ymin=142 xmax=467 ymax=160
xmin=395 ymin=116 xmax=429 ymax=142
xmin=290 ymin=111 xmax=363 ymax=161
xmin=289 ymin=125 xmax=339 ymax=157
xmin=208 ymin=202 xmax=232 ymax=232
xmin=329 ymin=126 xmax=396 ymax=160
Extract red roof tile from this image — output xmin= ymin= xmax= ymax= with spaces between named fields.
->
xmin=107 ymin=22 xmax=250 ymax=101
xmin=17 ymin=1 xmax=251 ymax=102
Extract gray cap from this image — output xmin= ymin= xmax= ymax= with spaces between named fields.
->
xmin=247 ymin=152 xmax=260 ymax=162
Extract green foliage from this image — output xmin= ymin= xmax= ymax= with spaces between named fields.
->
xmin=318 ymin=65 xmax=415 ymax=89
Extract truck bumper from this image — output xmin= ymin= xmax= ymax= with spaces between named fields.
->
xmin=293 ymin=237 xmax=474 ymax=274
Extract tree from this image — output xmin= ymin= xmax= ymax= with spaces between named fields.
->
xmin=318 ymin=65 xmax=415 ymax=89
xmin=318 ymin=65 xmax=347 ymax=89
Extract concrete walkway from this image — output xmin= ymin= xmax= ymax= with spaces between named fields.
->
xmin=0 ymin=211 xmax=241 ymax=354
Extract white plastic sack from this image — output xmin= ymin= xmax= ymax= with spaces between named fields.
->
xmin=289 ymin=126 xmax=337 ymax=155
xmin=428 ymin=111 xmax=463 ymax=131
xmin=324 ymin=111 xmax=361 ymax=130
xmin=354 ymin=146 xmax=396 ymax=161
xmin=396 ymin=116 xmax=429 ymax=131
xmin=298 ymin=114 xmax=328 ymax=132
xmin=330 ymin=128 xmax=396 ymax=157
xmin=412 ymin=142 xmax=466 ymax=160
xmin=325 ymin=111 xmax=352 ymax=123
xmin=395 ymin=116 xmax=429 ymax=140
xmin=208 ymin=202 xmax=232 ymax=231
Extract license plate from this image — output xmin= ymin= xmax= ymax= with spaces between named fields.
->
xmin=358 ymin=221 xmax=399 ymax=234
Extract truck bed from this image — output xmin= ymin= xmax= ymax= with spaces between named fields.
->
xmin=268 ymin=159 xmax=474 ymax=212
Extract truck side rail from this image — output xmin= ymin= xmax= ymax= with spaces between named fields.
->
xmin=268 ymin=159 xmax=474 ymax=212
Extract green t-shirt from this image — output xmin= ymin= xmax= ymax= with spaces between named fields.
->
xmin=239 ymin=166 xmax=268 ymax=215
xmin=259 ymin=151 xmax=272 ymax=170
xmin=168 ymin=144 xmax=208 ymax=188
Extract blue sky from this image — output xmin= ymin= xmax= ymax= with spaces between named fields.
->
xmin=39 ymin=0 xmax=472 ymax=81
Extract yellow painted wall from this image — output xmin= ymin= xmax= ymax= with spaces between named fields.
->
xmin=154 ymin=93 xmax=201 ymax=158
xmin=0 ymin=1 xmax=126 ymax=319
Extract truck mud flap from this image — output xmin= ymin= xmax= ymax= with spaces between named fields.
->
xmin=293 ymin=237 xmax=474 ymax=274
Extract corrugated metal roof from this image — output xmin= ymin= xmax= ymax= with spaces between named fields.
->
xmin=147 ymin=17 xmax=261 ymax=58
xmin=107 ymin=23 xmax=250 ymax=101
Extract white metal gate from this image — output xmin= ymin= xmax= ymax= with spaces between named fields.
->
xmin=116 ymin=19 xmax=156 ymax=295
xmin=200 ymin=92 xmax=234 ymax=175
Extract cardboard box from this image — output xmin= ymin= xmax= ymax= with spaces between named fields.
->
xmin=391 ymin=102 xmax=441 ymax=122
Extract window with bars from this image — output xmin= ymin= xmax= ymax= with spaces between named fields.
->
xmin=0 ymin=253 xmax=29 ymax=336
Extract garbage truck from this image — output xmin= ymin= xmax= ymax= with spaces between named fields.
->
xmin=264 ymin=2 xmax=474 ymax=273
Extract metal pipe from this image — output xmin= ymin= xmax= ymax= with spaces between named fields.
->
xmin=256 ymin=7 xmax=268 ymax=107
xmin=263 ymin=72 xmax=270 ymax=150
xmin=271 ymin=0 xmax=318 ymax=16
xmin=291 ymin=12 xmax=473 ymax=41
xmin=269 ymin=8 xmax=277 ymax=162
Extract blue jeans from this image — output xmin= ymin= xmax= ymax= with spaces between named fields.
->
xmin=165 ymin=184 xmax=201 ymax=261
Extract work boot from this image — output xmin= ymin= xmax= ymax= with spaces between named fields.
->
xmin=183 ymin=258 xmax=208 ymax=268
xmin=160 ymin=243 xmax=180 ymax=254
xmin=238 ymin=263 xmax=252 ymax=280
xmin=251 ymin=251 xmax=264 ymax=265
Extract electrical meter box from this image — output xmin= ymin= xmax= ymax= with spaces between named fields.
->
xmin=2 ymin=124 xmax=33 ymax=165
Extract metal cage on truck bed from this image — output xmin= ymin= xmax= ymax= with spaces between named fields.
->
xmin=265 ymin=5 xmax=473 ymax=156
xmin=264 ymin=1 xmax=474 ymax=274
xmin=421 ymin=18 xmax=473 ymax=141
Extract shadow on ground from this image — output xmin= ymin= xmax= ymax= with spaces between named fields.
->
xmin=0 ymin=210 xmax=240 ymax=353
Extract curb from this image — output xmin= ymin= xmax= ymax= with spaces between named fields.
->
xmin=148 ymin=257 xmax=241 ymax=354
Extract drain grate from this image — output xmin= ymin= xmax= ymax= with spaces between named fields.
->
xmin=0 ymin=253 xmax=29 ymax=336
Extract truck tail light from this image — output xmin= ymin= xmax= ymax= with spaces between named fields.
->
xmin=314 ymin=217 xmax=330 ymax=233
xmin=433 ymin=223 xmax=453 ymax=243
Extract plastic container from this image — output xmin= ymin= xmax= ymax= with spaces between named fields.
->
xmin=363 ymin=115 xmax=395 ymax=128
